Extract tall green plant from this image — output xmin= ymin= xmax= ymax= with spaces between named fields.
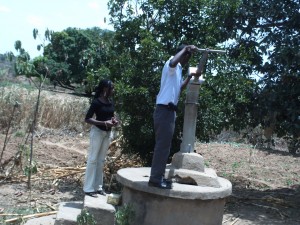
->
xmin=115 ymin=204 xmax=135 ymax=225
xmin=77 ymin=209 xmax=96 ymax=225
xmin=13 ymin=30 xmax=50 ymax=189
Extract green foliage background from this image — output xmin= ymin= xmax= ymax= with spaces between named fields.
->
xmin=11 ymin=0 xmax=300 ymax=163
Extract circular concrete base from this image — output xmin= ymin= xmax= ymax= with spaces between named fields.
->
xmin=117 ymin=167 xmax=232 ymax=225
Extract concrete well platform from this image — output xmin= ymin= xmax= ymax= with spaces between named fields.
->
xmin=117 ymin=167 xmax=232 ymax=225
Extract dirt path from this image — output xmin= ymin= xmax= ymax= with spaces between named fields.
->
xmin=40 ymin=140 xmax=87 ymax=155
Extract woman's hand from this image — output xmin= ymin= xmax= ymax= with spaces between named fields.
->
xmin=105 ymin=120 xmax=115 ymax=128
xmin=111 ymin=117 xmax=120 ymax=126
xmin=105 ymin=117 xmax=120 ymax=128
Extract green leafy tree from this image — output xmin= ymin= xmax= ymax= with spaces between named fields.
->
xmin=108 ymin=0 xmax=300 ymax=161
xmin=228 ymin=0 xmax=300 ymax=147
xmin=43 ymin=27 xmax=115 ymax=93
xmin=108 ymin=0 xmax=256 ymax=163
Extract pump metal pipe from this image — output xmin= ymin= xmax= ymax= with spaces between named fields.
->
xmin=195 ymin=48 xmax=226 ymax=54
xmin=180 ymin=48 xmax=225 ymax=153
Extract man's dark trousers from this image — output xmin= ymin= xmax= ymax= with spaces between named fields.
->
xmin=149 ymin=105 xmax=176 ymax=183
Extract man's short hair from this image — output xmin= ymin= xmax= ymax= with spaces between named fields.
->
xmin=176 ymin=44 xmax=187 ymax=53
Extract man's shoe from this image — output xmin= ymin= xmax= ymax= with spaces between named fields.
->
xmin=148 ymin=180 xmax=172 ymax=189
xmin=85 ymin=192 xmax=97 ymax=197
xmin=163 ymin=178 xmax=173 ymax=186
xmin=96 ymin=190 xmax=106 ymax=196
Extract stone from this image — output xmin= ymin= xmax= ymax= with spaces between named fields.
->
xmin=84 ymin=194 xmax=116 ymax=225
xmin=171 ymin=152 xmax=205 ymax=172
xmin=24 ymin=215 xmax=56 ymax=225
xmin=166 ymin=167 xmax=220 ymax=188
xmin=54 ymin=202 xmax=82 ymax=225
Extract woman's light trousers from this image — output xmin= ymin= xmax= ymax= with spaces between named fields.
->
xmin=83 ymin=125 xmax=111 ymax=192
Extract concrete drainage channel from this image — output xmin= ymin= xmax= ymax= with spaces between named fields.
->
xmin=24 ymin=194 xmax=117 ymax=225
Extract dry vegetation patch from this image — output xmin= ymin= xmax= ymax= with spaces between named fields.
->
xmin=197 ymin=142 xmax=300 ymax=189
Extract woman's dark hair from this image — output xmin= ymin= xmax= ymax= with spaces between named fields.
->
xmin=94 ymin=79 xmax=112 ymax=98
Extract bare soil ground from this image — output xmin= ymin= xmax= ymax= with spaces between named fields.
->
xmin=0 ymin=130 xmax=299 ymax=224
xmin=197 ymin=142 xmax=300 ymax=225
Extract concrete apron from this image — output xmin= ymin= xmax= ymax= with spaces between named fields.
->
xmin=117 ymin=167 xmax=232 ymax=225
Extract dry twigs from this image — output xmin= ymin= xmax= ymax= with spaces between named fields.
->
xmin=229 ymin=217 xmax=240 ymax=225
xmin=37 ymin=167 xmax=86 ymax=180
xmin=3 ymin=211 xmax=57 ymax=223
xmin=222 ymin=215 xmax=240 ymax=224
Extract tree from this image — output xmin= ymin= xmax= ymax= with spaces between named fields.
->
xmin=108 ymin=0 xmax=257 ymax=163
xmin=228 ymin=0 xmax=300 ymax=148
xmin=43 ymin=27 xmax=115 ymax=93
xmin=14 ymin=38 xmax=49 ymax=189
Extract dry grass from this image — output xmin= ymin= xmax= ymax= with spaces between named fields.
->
xmin=197 ymin=142 xmax=300 ymax=189
xmin=0 ymin=85 xmax=90 ymax=133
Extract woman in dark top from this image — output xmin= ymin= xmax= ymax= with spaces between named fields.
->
xmin=83 ymin=79 xmax=119 ymax=197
